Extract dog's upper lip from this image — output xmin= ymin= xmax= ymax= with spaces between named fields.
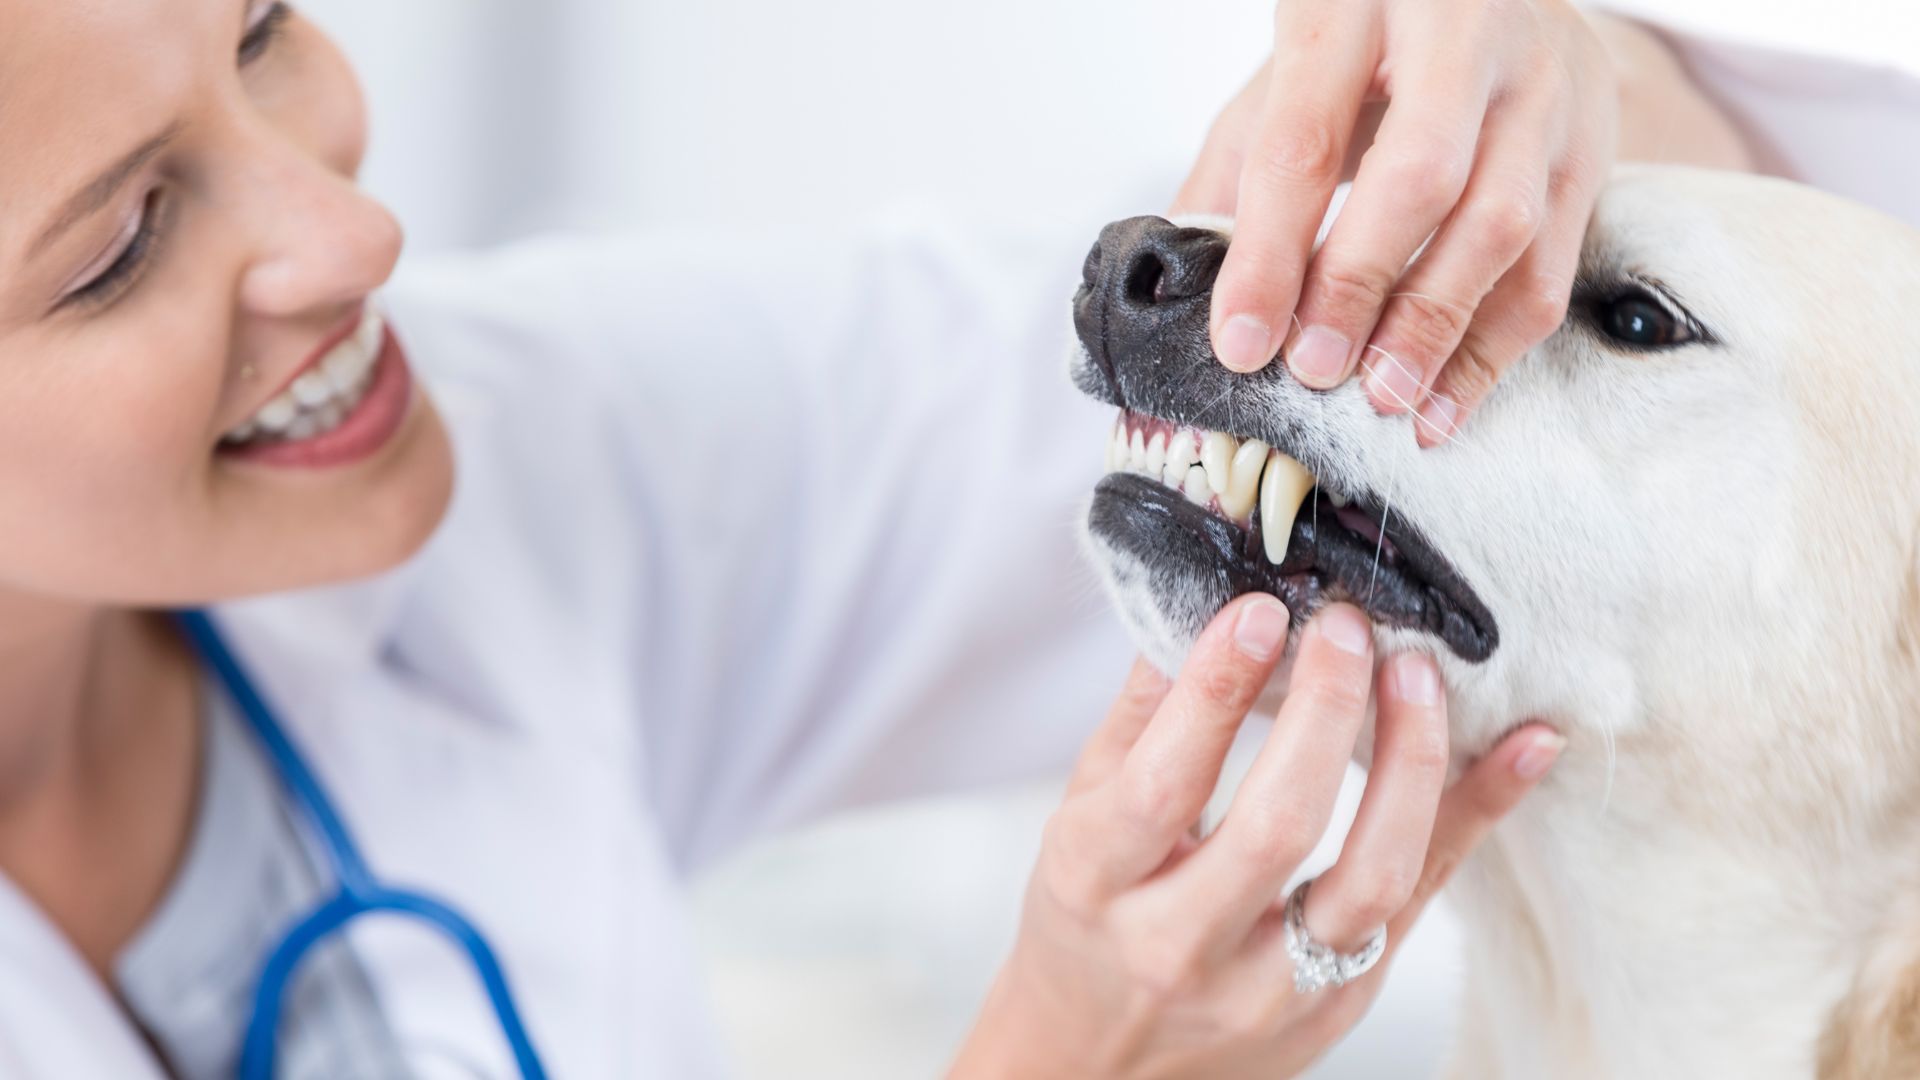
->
xmin=227 ymin=301 xmax=367 ymax=433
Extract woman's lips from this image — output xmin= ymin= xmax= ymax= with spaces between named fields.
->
xmin=216 ymin=325 xmax=415 ymax=469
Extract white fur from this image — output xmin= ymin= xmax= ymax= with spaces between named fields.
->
xmin=1082 ymin=165 xmax=1920 ymax=1075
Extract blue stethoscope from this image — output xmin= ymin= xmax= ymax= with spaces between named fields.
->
xmin=172 ymin=609 xmax=550 ymax=1080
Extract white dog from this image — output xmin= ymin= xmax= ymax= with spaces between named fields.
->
xmin=1070 ymin=164 xmax=1920 ymax=1078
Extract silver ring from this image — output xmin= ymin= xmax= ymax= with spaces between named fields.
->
xmin=1283 ymin=878 xmax=1386 ymax=994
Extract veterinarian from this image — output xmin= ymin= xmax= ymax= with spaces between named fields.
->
xmin=0 ymin=0 xmax=1907 ymax=1077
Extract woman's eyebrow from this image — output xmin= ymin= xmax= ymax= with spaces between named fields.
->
xmin=26 ymin=121 xmax=184 ymax=260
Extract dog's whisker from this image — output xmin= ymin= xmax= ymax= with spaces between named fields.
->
xmin=1365 ymin=454 xmax=1399 ymax=608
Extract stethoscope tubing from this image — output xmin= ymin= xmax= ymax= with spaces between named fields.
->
xmin=173 ymin=609 xmax=549 ymax=1080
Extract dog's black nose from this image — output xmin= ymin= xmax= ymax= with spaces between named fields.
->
xmin=1073 ymin=217 xmax=1229 ymax=401
xmin=1079 ymin=215 xmax=1227 ymax=309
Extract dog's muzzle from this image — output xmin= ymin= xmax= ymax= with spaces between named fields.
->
xmin=1070 ymin=216 xmax=1499 ymax=663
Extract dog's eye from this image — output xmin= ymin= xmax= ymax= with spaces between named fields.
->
xmin=1594 ymin=287 xmax=1695 ymax=350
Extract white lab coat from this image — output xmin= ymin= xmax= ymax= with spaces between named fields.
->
xmin=0 ymin=16 xmax=1914 ymax=1080
xmin=0 ymin=209 xmax=1136 ymax=1078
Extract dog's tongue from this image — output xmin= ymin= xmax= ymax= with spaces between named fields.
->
xmin=1260 ymin=453 xmax=1316 ymax=564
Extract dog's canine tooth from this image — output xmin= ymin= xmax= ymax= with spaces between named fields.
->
xmin=1260 ymin=451 xmax=1316 ymax=565
xmin=1129 ymin=429 xmax=1147 ymax=472
xmin=1144 ymin=432 xmax=1168 ymax=477
xmin=1201 ymin=431 xmax=1237 ymax=495
xmin=1164 ymin=430 xmax=1200 ymax=487
xmin=1328 ymin=488 xmax=1350 ymax=509
xmin=1107 ymin=420 xmax=1126 ymax=472
xmin=1181 ymin=465 xmax=1210 ymax=506
xmin=1220 ymin=438 xmax=1270 ymax=521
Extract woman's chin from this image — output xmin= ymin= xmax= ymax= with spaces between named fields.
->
xmin=193 ymin=392 xmax=459 ymax=606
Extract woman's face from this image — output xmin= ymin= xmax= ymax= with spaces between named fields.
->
xmin=0 ymin=0 xmax=452 ymax=607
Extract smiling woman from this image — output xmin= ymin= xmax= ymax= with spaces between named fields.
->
xmin=0 ymin=0 xmax=452 ymax=1073
xmin=0 ymin=0 xmax=450 ymax=609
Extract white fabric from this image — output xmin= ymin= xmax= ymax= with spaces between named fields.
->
xmin=115 ymin=684 xmax=406 ymax=1079
xmin=1591 ymin=1 xmax=1920 ymax=226
xmin=0 ymin=210 xmax=1132 ymax=1077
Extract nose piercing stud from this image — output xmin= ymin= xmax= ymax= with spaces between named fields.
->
xmin=240 ymin=364 xmax=258 ymax=380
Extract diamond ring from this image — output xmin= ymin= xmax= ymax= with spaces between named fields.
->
xmin=1283 ymin=878 xmax=1387 ymax=994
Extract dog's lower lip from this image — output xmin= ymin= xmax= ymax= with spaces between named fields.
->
xmin=1089 ymin=472 xmax=1498 ymax=662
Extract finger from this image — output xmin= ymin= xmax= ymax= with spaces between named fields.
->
xmin=1210 ymin=903 xmax=1383 ymax=1062
xmin=1075 ymin=594 xmax=1292 ymax=891
xmin=1413 ymin=157 xmax=1601 ymax=446
xmin=1383 ymin=722 xmax=1565 ymax=945
xmin=1066 ymin=656 xmax=1172 ymax=797
xmin=1170 ymin=60 xmax=1270 ymax=217
xmin=1209 ymin=6 xmax=1378 ymax=373
xmin=1359 ymin=86 xmax=1561 ymax=417
xmin=1299 ymin=652 xmax=1448 ymax=951
xmin=1281 ymin=52 xmax=1492 ymax=390
xmin=1164 ymin=603 xmax=1375 ymax=943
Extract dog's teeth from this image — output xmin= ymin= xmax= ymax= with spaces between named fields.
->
xmin=1129 ymin=429 xmax=1147 ymax=472
xmin=1181 ymin=465 xmax=1211 ymax=506
xmin=1328 ymin=488 xmax=1350 ymax=509
xmin=1107 ymin=421 xmax=1126 ymax=472
xmin=1164 ymin=430 xmax=1200 ymax=487
xmin=1220 ymin=438 xmax=1269 ymax=521
xmin=1144 ymin=432 xmax=1168 ymax=478
xmin=1260 ymin=451 xmax=1317 ymax=564
xmin=1201 ymin=432 xmax=1237 ymax=496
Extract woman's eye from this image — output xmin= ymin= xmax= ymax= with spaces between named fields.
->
xmin=61 ymin=190 xmax=168 ymax=310
xmin=239 ymin=2 xmax=292 ymax=65
xmin=1595 ymin=288 xmax=1696 ymax=349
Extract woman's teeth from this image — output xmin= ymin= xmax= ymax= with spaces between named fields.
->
xmin=223 ymin=310 xmax=385 ymax=447
xmin=1105 ymin=413 xmax=1317 ymax=566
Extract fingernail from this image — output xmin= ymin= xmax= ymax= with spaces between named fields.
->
xmin=1233 ymin=597 xmax=1292 ymax=660
xmin=1315 ymin=605 xmax=1372 ymax=656
xmin=1287 ymin=325 xmax=1352 ymax=389
xmin=1363 ymin=350 xmax=1423 ymax=413
xmin=1416 ymin=394 xmax=1460 ymax=442
xmin=1392 ymin=653 xmax=1441 ymax=706
xmin=1513 ymin=732 xmax=1567 ymax=781
xmin=1217 ymin=314 xmax=1274 ymax=372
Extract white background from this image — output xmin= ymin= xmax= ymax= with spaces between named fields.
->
xmin=297 ymin=2 xmax=1917 ymax=1077
xmin=304 ymin=0 xmax=1272 ymax=253
xmin=304 ymin=0 xmax=1915 ymax=255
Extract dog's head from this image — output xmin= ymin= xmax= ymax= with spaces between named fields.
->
xmin=1074 ymin=165 xmax=1920 ymax=761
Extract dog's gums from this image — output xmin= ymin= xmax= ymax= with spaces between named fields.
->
xmin=1104 ymin=412 xmax=1317 ymax=554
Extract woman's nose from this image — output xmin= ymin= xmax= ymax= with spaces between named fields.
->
xmin=237 ymin=164 xmax=404 ymax=317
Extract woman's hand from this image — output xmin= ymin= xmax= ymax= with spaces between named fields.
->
xmin=950 ymin=596 xmax=1563 ymax=1079
xmin=1176 ymin=0 xmax=1619 ymax=446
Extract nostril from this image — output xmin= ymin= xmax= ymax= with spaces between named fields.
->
xmin=1123 ymin=251 xmax=1167 ymax=306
